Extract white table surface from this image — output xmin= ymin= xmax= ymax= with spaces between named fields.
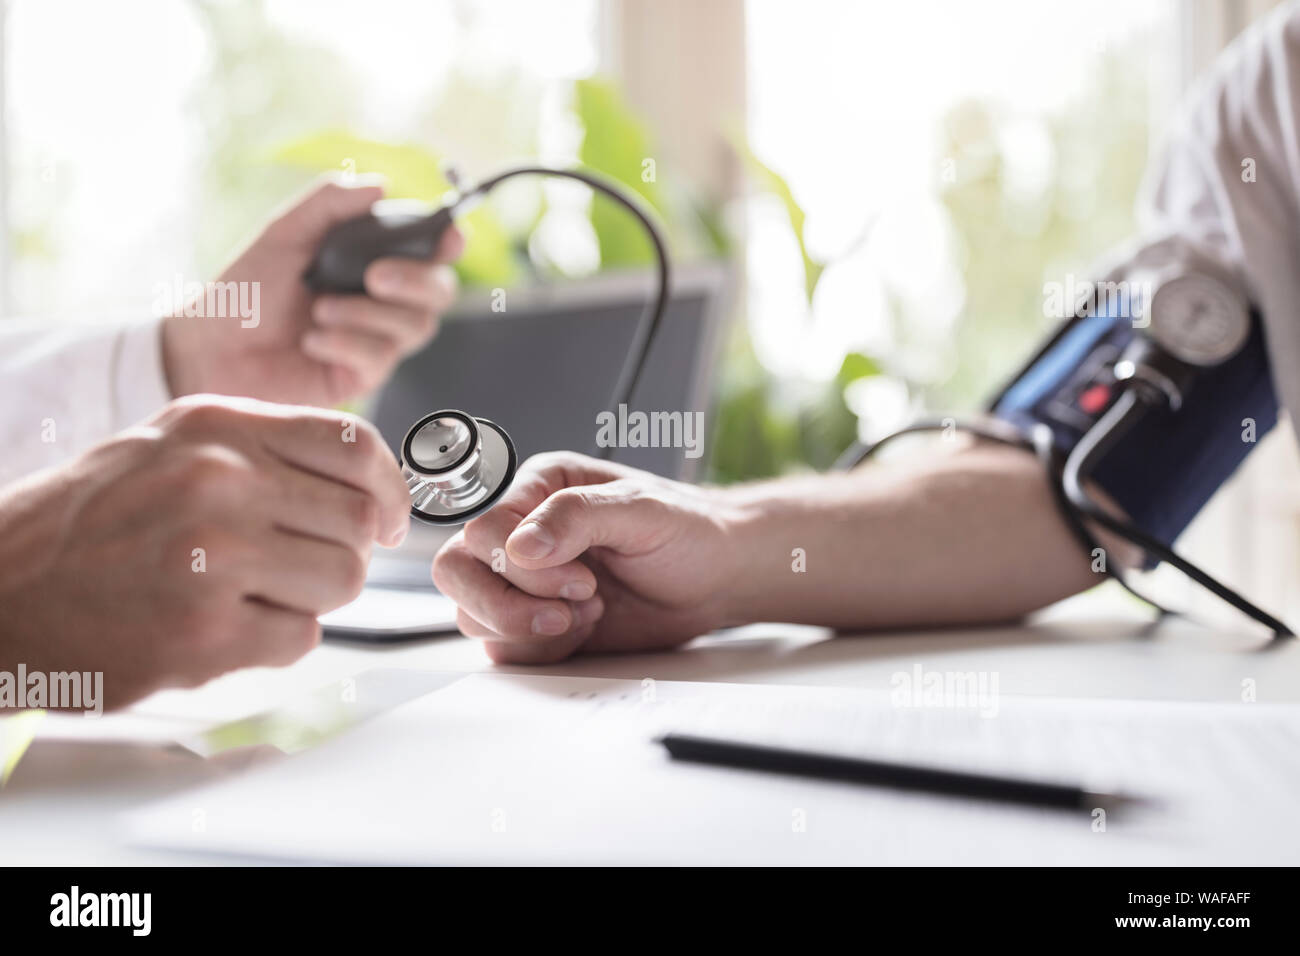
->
xmin=4 ymin=597 xmax=1296 ymax=865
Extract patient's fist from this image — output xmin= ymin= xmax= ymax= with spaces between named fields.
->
xmin=433 ymin=452 xmax=742 ymax=664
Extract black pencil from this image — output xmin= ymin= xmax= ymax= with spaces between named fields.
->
xmin=658 ymin=733 xmax=1149 ymax=812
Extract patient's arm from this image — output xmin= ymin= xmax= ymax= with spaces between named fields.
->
xmin=719 ymin=441 xmax=1139 ymax=629
xmin=432 ymin=443 xmax=1133 ymax=664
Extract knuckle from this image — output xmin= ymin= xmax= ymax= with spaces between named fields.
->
xmin=101 ymin=427 xmax=164 ymax=463
xmin=431 ymin=537 xmax=467 ymax=593
xmin=152 ymin=395 xmax=203 ymax=422
xmin=524 ymin=451 xmax=573 ymax=472
xmin=345 ymin=492 xmax=381 ymax=541
xmin=605 ymin=478 xmax=650 ymax=509
xmin=550 ymin=487 xmax=594 ymax=520
xmin=163 ymin=398 xmax=234 ymax=436
xmin=335 ymin=547 xmax=369 ymax=601
xmin=171 ymin=447 xmax=249 ymax=505
xmin=461 ymin=518 xmax=499 ymax=558
xmin=637 ymin=492 xmax=673 ymax=521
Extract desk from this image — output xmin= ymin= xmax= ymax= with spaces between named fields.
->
xmin=4 ymin=602 xmax=1297 ymax=865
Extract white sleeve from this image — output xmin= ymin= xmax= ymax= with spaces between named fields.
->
xmin=1135 ymin=3 xmax=1300 ymax=438
xmin=0 ymin=316 xmax=173 ymax=483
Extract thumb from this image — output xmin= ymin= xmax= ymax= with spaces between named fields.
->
xmin=504 ymin=481 xmax=663 ymax=569
xmin=268 ymin=177 xmax=385 ymax=249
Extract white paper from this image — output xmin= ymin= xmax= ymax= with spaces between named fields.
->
xmin=123 ymin=673 xmax=1300 ymax=865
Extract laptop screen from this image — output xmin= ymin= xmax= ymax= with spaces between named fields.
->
xmin=371 ymin=266 xmax=727 ymax=481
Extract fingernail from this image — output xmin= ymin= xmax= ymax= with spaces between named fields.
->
xmin=302 ymin=331 xmax=327 ymax=354
xmin=389 ymin=517 xmax=410 ymax=547
xmin=572 ymin=595 xmax=604 ymax=627
xmin=531 ymin=608 xmax=568 ymax=636
xmin=509 ymin=522 xmax=554 ymax=560
xmin=560 ymin=580 xmax=593 ymax=601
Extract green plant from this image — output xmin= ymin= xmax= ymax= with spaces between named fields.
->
xmin=709 ymin=346 xmax=880 ymax=483
xmin=261 ymin=72 xmax=875 ymax=482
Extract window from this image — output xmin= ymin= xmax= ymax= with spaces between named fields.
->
xmin=1 ymin=0 xmax=600 ymax=317
xmin=745 ymin=0 xmax=1176 ymax=428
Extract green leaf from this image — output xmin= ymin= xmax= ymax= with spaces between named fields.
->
xmin=730 ymin=134 xmax=825 ymax=303
xmin=574 ymin=77 xmax=668 ymax=268
xmin=268 ymin=130 xmax=517 ymax=287
xmin=836 ymin=351 xmax=881 ymax=386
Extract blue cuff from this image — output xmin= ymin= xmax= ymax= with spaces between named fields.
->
xmin=992 ymin=311 xmax=1277 ymax=545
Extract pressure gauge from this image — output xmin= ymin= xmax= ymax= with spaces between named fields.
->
xmin=1143 ymin=272 xmax=1250 ymax=367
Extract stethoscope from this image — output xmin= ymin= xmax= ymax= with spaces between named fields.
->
xmin=305 ymin=165 xmax=670 ymax=526
xmin=399 ymin=409 xmax=517 ymax=524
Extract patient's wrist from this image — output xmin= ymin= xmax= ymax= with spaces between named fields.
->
xmin=711 ymin=482 xmax=810 ymax=628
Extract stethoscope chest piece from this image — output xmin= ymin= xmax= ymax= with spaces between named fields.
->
xmin=401 ymin=409 xmax=517 ymax=525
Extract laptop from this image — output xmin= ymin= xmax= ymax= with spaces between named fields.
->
xmin=320 ymin=262 xmax=731 ymax=640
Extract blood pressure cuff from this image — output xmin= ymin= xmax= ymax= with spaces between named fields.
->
xmin=991 ymin=307 xmax=1278 ymax=546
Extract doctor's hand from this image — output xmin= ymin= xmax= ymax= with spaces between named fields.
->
xmin=432 ymin=452 xmax=745 ymax=664
xmin=0 ymin=396 xmax=410 ymax=711
xmin=160 ymin=178 xmax=464 ymax=407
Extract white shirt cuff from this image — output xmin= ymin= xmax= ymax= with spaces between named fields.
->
xmin=112 ymin=316 xmax=172 ymax=429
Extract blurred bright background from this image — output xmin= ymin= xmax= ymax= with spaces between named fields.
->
xmin=1 ymin=0 xmax=1297 ymax=624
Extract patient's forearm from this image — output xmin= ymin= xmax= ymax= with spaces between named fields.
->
xmin=719 ymin=443 xmax=1117 ymax=630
